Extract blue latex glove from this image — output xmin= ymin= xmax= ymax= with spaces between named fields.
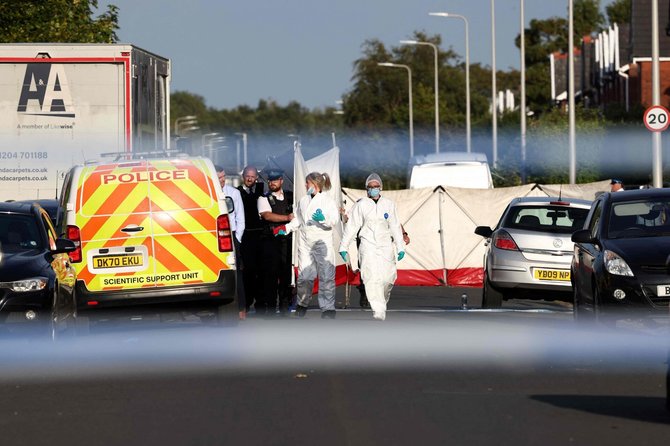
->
xmin=276 ymin=229 xmax=286 ymax=236
xmin=397 ymin=251 xmax=405 ymax=261
xmin=312 ymin=208 xmax=325 ymax=222
xmin=339 ymin=251 xmax=348 ymax=262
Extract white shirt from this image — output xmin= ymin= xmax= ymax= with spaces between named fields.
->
xmin=223 ymin=184 xmax=245 ymax=243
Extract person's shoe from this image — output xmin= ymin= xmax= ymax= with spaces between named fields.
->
xmin=238 ymin=310 xmax=247 ymax=321
xmin=295 ymin=305 xmax=308 ymax=318
xmin=321 ymin=310 xmax=336 ymax=319
xmin=372 ymin=311 xmax=386 ymax=321
xmin=359 ymin=294 xmax=370 ymax=309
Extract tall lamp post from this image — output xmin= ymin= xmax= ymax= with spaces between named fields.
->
xmin=235 ymin=132 xmax=248 ymax=171
xmin=202 ymin=132 xmax=219 ymax=158
xmin=652 ymin=0 xmax=663 ymax=188
xmin=491 ymin=0 xmax=498 ymax=167
xmin=520 ymin=0 xmax=527 ymax=183
xmin=429 ymin=12 xmax=471 ymax=153
xmin=568 ymin=0 xmax=576 ymax=184
xmin=400 ymin=40 xmax=440 ymax=153
xmin=378 ymin=62 xmax=414 ymax=158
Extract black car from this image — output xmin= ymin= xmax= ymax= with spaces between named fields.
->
xmin=0 ymin=202 xmax=77 ymax=337
xmin=571 ymin=188 xmax=670 ymax=325
xmin=14 ymin=199 xmax=63 ymax=230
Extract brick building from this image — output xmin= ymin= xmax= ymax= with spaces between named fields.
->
xmin=551 ymin=0 xmax=670 ymax=111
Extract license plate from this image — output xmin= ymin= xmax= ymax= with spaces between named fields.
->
xmin=656 ymin=285 xmax=670 ymax=297
xmin=533 ymin=269 xmax=570 ymax=281
xmin=92 ymin=254 xmax=144 ymax=269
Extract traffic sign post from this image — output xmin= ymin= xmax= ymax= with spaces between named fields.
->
xmin=644 ymin=105 xmax=670 ymax=132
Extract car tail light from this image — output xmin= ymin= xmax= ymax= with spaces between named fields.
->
xmin=217 ymin=215 xmax=233 ymax=252
xmin=67 ymin=225 xmax=82 ymax=262
xmin=493 ymin=230 xmax=519 ymax=251
xmin=549 ymin=201 xmax=570 ymax=206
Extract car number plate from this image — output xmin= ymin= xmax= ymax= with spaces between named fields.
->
xmin=656 ymin=285 xmax=670 ymax=297
xmin=92 ymin=253 xmax=144 ymax=269
xmin=533 ymin=269 xmax=570 ymax=281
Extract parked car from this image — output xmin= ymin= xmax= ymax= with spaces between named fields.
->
xmin=14 ymin=199 xmax=63 ymax=230
xmin=0 ymin=201 xmax=77 ymax=338
xmin=474 ymin=196 xmax=592 ymax=308
xmin=571 ymin=188 xmax=670 ymax=325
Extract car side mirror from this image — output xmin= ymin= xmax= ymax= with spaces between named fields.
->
xmin=474 ymin=226 xmax=493 ymax=238
xmin=225 ymin=196 xmax=235 ymax=214
xmin=571 ymin=229 xmax=595 ymax=244
xmin=52 ymin=238 xmax=77 ymax=254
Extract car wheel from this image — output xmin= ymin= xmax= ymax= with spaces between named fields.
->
xmin=217 ymin=303 xmax=239 ymax=327
xmin=482 ymin=273 xmax=503 ymax=309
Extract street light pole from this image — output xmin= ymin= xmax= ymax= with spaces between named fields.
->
xmin=520 ymin=0 xmax=527 ymax=183
xmin=378 ymin=62 xmax=414 ymax=158
xmin=652 ymin=0 xmax=663 ymax=188
xmin=568 ymin=0 xmax=577 ymax=184
xmin=400 ymin=40 xmax=440 ymax=153
xmin=429 ymin=12 xmax=471 ymax=153
xmin=235 ymin=132 xmax=248 ymax=170
xmin=491 ymin=0 xmax=498 ymax=167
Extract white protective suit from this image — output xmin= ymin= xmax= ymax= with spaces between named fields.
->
xmin=286 ymin=192 xmax=340 ymax=311
xmin=339 ymin=195 xmax=405 ymax=317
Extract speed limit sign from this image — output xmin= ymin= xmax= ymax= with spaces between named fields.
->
xmin=644 ymin=105 xmax=670 ymax=132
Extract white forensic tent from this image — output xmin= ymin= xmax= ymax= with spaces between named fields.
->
xmin=341 ymin=180 xmax=610 ymax=287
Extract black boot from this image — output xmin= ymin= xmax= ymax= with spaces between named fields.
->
xmin=321 ymin=310 xmax=336 ymax=319
xmin=358 ymin=286 xmax=370 ymax=309
xmin=295 ymin=305 xmax=308 ymax=318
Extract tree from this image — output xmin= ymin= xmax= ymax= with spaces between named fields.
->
xmin=605 ymin=0 xmax=631 ymax=25
xmin=0 ymin=0 xmax=119 ymax=43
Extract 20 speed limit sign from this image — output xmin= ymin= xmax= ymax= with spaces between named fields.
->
xmin=644 ymin=105 xmax=670 ymax=132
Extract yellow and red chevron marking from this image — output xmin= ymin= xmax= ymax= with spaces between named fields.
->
xmin=73 ymin=158 xmax=232 ymax=292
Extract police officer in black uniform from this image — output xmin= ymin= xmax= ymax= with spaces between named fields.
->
xmin=257 ymin=169 xmax=294 ymax=316
xmin=237 ymin=165 xmax=264 ymax=313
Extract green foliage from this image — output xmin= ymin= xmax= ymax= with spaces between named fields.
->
xmin=606 ymin=0 xmax=631 ymax=25
xmin=0 ymin=0 xmax=119 ymax=43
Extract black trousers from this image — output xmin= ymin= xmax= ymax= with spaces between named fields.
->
xmin=232 ymin=232 xmax=245 ymax=311
xmin=240 ymin=229 xmax=263 ymax=311
xmin=259 ymin=234 xmax=293 ymax=314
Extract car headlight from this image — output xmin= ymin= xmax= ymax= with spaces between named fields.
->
xmin=0 ymin=277 xmax=48 ymax=292
xmin=604 ymin=250 xmax=634 ymax=277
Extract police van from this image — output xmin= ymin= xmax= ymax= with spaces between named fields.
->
xmin=59 ymin=156 xmax=237 ymax=324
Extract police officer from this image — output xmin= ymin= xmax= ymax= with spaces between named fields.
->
xmin=237 ymin=166 xmax=264 ymax=314
xmin=257 ymin=169 xmax=294 ymax=316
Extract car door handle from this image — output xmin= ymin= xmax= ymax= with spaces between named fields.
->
xmin=121 ymin=225 xmax=144 ymax=233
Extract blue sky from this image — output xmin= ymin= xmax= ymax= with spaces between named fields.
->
xmin=102 ymin=0 xmax=617 ymax=110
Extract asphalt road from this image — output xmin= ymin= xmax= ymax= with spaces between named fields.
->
xmin=1 ymin=286 xmax=669 ymax=446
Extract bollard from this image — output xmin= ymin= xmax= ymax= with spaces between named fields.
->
xmin=461 ymin=293 xmax=468 ymax=310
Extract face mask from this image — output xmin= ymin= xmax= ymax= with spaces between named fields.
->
xmin=306 ymin=187 xmax=315 ymax=196
xmin=368 ymin=187 xmax=380 ymax=198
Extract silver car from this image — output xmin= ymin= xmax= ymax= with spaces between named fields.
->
xmin=474 ymin=197 xmax=592 ymax=308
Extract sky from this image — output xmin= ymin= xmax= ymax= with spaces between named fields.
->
xmin=101 ymin=0 xmax=617 ymax=111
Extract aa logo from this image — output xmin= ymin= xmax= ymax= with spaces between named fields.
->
xmin=17 ymin=63 xmax=75 ymax=118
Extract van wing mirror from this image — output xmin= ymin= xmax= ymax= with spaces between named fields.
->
xmin=225 ymin=196 xmax=235 ymax=214
xmin=474 ymin=226 xmax=493 ymax=238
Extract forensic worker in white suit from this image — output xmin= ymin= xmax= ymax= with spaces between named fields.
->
xmin=338 ymin=173 xmax=405 ymax=321
xmin=283 ymin=172 xmax=340 ymax=319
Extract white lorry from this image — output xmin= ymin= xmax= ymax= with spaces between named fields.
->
xmin=407 ymin=152 xmax=494 ymax=189
xmin=0 ymin=43 xmax=171 ymax=200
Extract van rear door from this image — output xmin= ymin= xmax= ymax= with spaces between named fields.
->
xmin=76 ymin=162 xmax=155 ymax=292
xmin=146 ymin=159 xmax=231 ymax=287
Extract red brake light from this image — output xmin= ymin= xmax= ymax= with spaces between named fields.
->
xmin=493 ymin=230 xmax=519 ymax=251
xmin=549 ymin=201 xmax=570 ymax=206
xmin=66 ymin=225 xmax=82 ymax=262
xmin=217 ymin=215 xmax=233 ymax=252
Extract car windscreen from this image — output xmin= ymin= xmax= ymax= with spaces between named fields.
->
xmin=608 ymin=199 xmax=670 ymax=238
xmin=0 ymin=214 xmax=44 ymax=251
xmin=503 ymin=205 xmax=589 ymax=234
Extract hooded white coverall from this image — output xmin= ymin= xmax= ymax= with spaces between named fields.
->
xmin=286 ymin=192 xmax=340 ymax=311
xmin=339 ymin=196 xmax=405 ymax=316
